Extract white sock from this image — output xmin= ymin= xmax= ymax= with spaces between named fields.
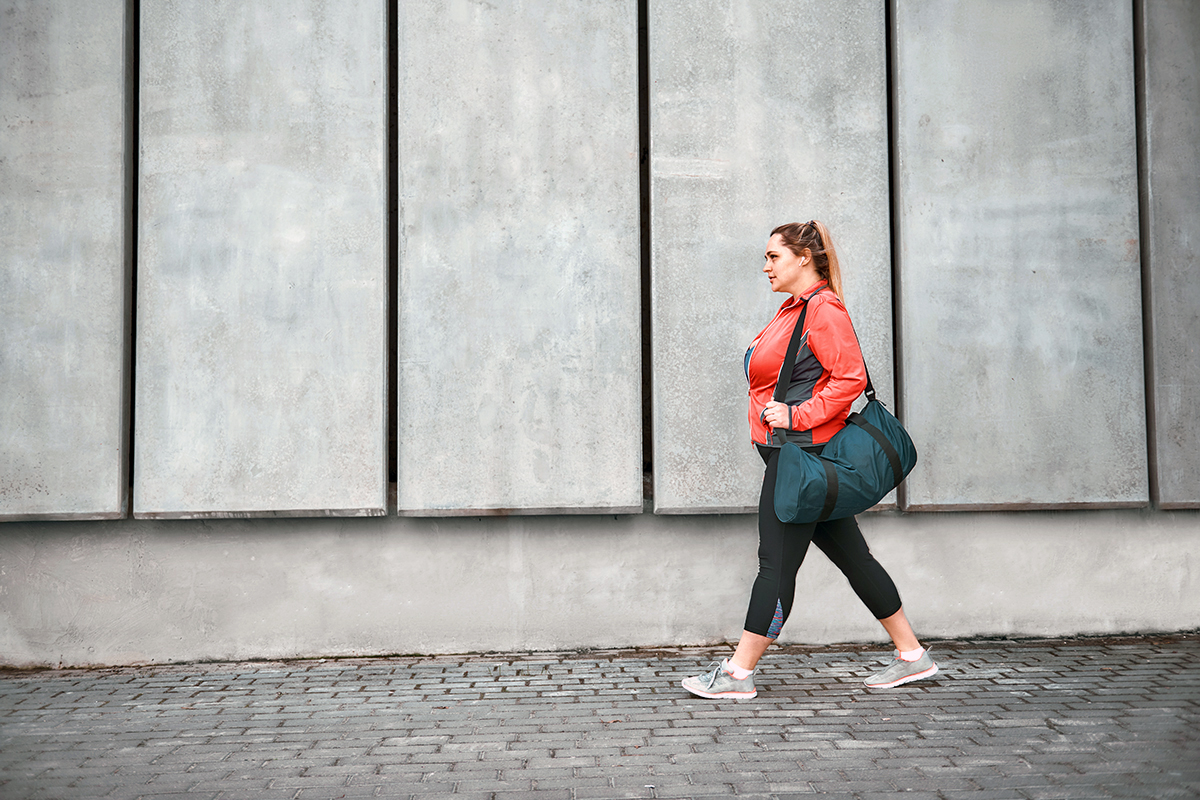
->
xmin=723 ymin=658 xmax=754 ymax=679
xmin=899 ymin=646 xmax=926 ymax=662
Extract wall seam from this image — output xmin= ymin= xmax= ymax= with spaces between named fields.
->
xmin=884 ymin=0 xmax=906 ymax=511
xmin=387 ymin=0 xmax=399 ymax=514
xmin=122 ymin=0 xmax=140 ymax=517
xmin=638 ymin=0 xmax=653 ymax=511
xmin=1132 ymin=0 xmax=1158 ymax=509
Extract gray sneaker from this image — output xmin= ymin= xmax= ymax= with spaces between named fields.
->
xmin=682 ymin=660 xmax=758 ymax=699
xmin=863 ymin=649 xmax=938 ymax=688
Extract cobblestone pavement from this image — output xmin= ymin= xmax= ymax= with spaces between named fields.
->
xmin=1 ymin=636 xmax=1197 ymax=800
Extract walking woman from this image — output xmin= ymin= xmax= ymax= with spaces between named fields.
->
xmin=682 ymin=221 xmax=937 ymax=699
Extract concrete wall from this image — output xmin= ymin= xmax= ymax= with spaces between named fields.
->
xmin=0 ymin=0 xmax=128 ymax=520
xmin=1141 ymin=0 xmax=1200 ymax=508
xmin=4 ymin=1 xmax=1200 ymax=667
xmin=134 ymin=0 xmax=387 ymax=517
xmin=394 ymin=0 xmax=642 ymax=516
xmin=1 ymin=510 xmax=1196 ymax=667
xmin=649 ymin=0 xmax=894 ymax=513
xmin=894 ymin=0 xmax=1148 ymax=510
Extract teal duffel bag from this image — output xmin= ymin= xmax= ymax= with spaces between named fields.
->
xmin=769 ymin=290 xmax=917 ymax=524
xmin=774 ymin=391 xmax=917 ymax=524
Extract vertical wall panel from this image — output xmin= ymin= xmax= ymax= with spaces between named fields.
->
xmin=395 ymin=0 xmax=642 ymax=515
xmin=135 ymin=0 xmax=387 ymax=517
xmin=650 ymin=0 xmax=893 ymax=513
xmin=1142 ymin=0 xmax=1200 ymax=508
xmin=895 ymin=0 xmax=1147 ymax=509
xmin=0 ymin=1 xmax=128 ymax=520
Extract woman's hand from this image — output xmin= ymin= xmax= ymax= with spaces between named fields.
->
xmin=762 ymin=401 xmax=791 ymax=430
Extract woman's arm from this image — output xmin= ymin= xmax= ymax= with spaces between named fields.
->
xmin=787 ymin=296 xmax=868 ymax=432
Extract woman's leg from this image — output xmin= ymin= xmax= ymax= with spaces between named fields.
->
xmin=730 ymin=630 xmax=774 ymax=672
xmin=878 ymin=607 xmax=920 ymax=653
xmin=738 ymin=446 xmax=817 ymax=669
xmin=812 ymin=517 xmax=937 ymax=686
xmin=811 ymin=517 xmax=918 ymax=648
xmin=811 ymin=516 xmax=902 ymax=621
xmin=682 ymin=447 xmax=815 ymax=698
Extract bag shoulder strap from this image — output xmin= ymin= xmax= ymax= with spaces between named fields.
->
xmin=772 ymin=291 xmax=816 ymax=403
xmin=771 ymin=290 xmax=819 ymax=445
xmin=772 ymin=289 xmax=882 ymax=445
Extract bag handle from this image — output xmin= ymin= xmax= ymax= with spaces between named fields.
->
xmin=771 ymin=288 xmax=878 ymax=445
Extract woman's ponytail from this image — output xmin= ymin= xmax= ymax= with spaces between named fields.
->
xmin=809 ymin=220 xmax=842 ymax=301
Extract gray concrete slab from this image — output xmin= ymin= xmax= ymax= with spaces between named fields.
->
xmin=0 ymin=1 xmax=128 ymax=520
xmin=649 ymin=0 xmax=894 ymax=513
xmin=134 ymin=0 xmax=387 ymax=517
xmin=894 ymin=0 xmax=1148 ymax=510
xmin=1141 ymin=0 xmax=1200 ymax=508
xmin=395 ymin=0 xmax=642 ymax=515
xmin=3 ymin=509 xmax=1197 ymax=668
xmin=1 ymin=637 xmax=1198 ymax=799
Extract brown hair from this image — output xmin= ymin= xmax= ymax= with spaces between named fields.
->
xmin=770 ymin=220 xmax=843 ymax=301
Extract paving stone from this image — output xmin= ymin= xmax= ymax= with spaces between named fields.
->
xmin=1 ymin=637 xmax=1198 ymax=798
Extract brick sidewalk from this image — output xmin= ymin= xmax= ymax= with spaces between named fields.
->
xmin=1 ymin=636 xmax=1197 ymax=800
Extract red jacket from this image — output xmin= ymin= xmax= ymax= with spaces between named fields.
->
xmin=744 ymin=282 xmax=868 ymax=447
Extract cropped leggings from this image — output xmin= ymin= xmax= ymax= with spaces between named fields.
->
xmin=745 ymin=444 xmax=903 ymax=639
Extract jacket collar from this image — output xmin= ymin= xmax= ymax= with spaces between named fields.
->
xmin=784 ymin=281 xmax=829 ymax=307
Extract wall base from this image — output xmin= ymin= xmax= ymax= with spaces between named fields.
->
xmin=1 ymin=509 xmax=1196 ymax=667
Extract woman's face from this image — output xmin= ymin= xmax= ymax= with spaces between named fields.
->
xmin=763 ymin=234 xmax=811 ymax=296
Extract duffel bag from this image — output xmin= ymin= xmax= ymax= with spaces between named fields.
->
xmin=767 ymin=288 xmax=917 ymax=524
xmin=773 ymin=397 xmax=917 ymax=524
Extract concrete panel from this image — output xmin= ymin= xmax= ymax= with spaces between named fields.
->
xmin=0 ymin=509 xmax=1197 ymax=666
xmin=395 ymin=1 xmax=642 ymax=514
xmin=650 ymin=0 xmax=894 ymax=513
xmin=135 ymin=0 xmax=387 ymax=517
xmin=1141 ymin=0 xmax=1200 ymax=508
xmin=0 ymin=1 xmax=128 ymax=520
xmin=894 ymin=0 xmax=1148 ymax=510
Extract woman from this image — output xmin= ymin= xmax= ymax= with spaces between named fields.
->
xmin=682 ymin=220 xmax=937 ymax=699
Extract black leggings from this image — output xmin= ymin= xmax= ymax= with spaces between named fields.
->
xmin=745 ymin=444 xmax=903 ymax=638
